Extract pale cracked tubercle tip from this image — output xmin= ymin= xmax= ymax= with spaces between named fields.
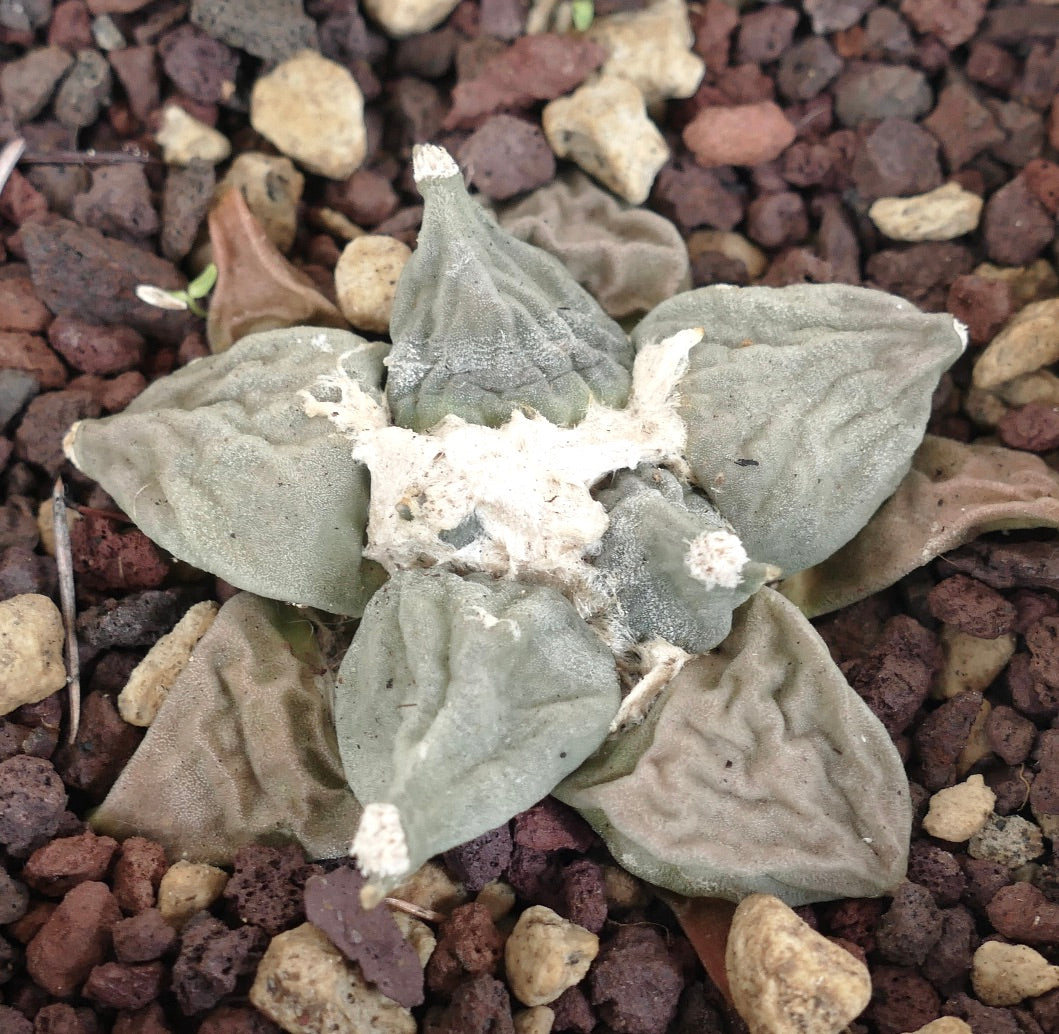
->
xmin=412 ymin=143 xmax=460 ymax=183
xmin=61 ymin=422 xmax=82 ymax=466
xmin=351 ymin=801 xmax=411 ymax=884
xmin=684 ymin=529 xmax=749 ymax=590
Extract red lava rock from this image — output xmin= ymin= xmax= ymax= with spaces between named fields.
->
xmin=875 ymin=881 xmax=943 ymax=967
xmin=776 ymin=37 xmax=843 ymax=102
xmin=982 ymin=176 xmax=1055 ymax=266
xmin=713 ymin=63 xmax=775 ymax=105
xmin=157 ymin=23 xmax=238 ymax=105
xmin=1018 ymin=42 xmax=1059 ymax=112
xmin=504 ymin=844 xmax=563 ymax=911
xmin=14 ymin=389 xmax=101 ymax=474
xmin=21 ymin=218 xmax=196 ymax=346
xmin=76 ymin=587 xmax=206 ymax=650
xmin=197 ymin=1004 xmax=284 ymax=1034
xmin=985 ymin=704 xmax=1037 ymax=765
xmin=0 ymin=1005 xmax=32 ymax=1034
xmin=590 ymin=925 xmax=684 ymax=1034
xmin=69 ymin=513 xmax=169 ymax=592
xmin=423 ymin=973 xmax=515 ymax=1034
xmin=445 ymin=34 xmax=607 ymax=129
xmin=23 ymin=829 xmax=120 ymax=896
xmin=459 ymin=115 xmax=555 ymax=201
xmin=0 ymin=755 xmax=68 ymax=857
xmin=170 ymin=913 xmax=267 ymax=1016
xmin=845 ymin=616 xmax=940 ymax=738
xmin=944 ymin=992 xmax=1020 ymax=1034
xmin=560 ymin=858 xmax=607 ymax=934
xmin=736 ymin=5 xmax=799 ymax=64
xmin=851 ymin=117 xmax=942 ymax=201
xmin=395 ymin=28 xmax=458 ymax=78
xmin=745 ymin=191 xmax=808 ymax=249
xmin=922 ymin=905 xmax=975 ymax=996
xmin=0 ymin=331 xmax=67 ymax=390
xmin=997 ymin=403 xmax=1059 ymax=453
xmin=323 ymin=167 xmax=399 ymax=228
xmin=683 ymin=102 xmax=796 ymax=168
xmin=946 ymin=540 xmax=1059 ymax=593
xmin=0 ymin=277 xmax=51 ymax=333
xmin=47 ymin=316 xmax=145 ymax=376
xmin=900 ymin=0 xmax=987 ymax=46
xmin=833 ymin=61 xmax=933 ymax=127
xmin=1027 ymin=616 xmax=1059 ymax=690
xmin=0 ymin=868 xmax=29 ymax=924
xmin=550 ymin=985 xmax=596 ymax=1034
xmin=866 ymin=241 xmax=975 ymax=311
xmin=946 ymin=274 xmax=1014 ymax=347
xmin=66 ymin=371 xmax=147 ymax=413
xmin=987 ymin=98 xmax=1045 ymax=167
xmin=822 ymin=898 xmax=886 ymax=956
xmin=967 ymin=41 xmax=1019 ymax=92
xmin=426 ymin=901 xmax=504 ymax=997
xmin=303 ymin=865 xmax=423 ymax=1008
xmin=47 ymin=1 xmax=93 ymax=48
xmin=111 ymin=1001 xmax=172 ymax=1034
xmin=1023 ymin=157 xmax=1059 ymax=214
xmin=513 ymin=798 xmax=596 ymax=853
xmin=108 ymin=44 xmax=160 ymax=125
xmin=113 ymin=836 xmax=168 ymax=915
xmin=25 ymin=880 xmax=122 ymax=997
xmin=960 ymin=856 xmax=1012 ymax=912
xmin=867 ymin=965 xmax=941 ymax=1034
xmin=922 ymin=82 xmax=1004 ymax=172
xmin=113 ymin=908 xmax=178 ymax=963
xmin=652 ymin=159 xmax=744 ymax=233
xmin=781 ymin=141 xmax=833 ymax=187
xmin=0 ymin=170 xmax=49 ymax=226
xmin=691 ymin=0 xmax=739 ymax=70
xmin=912 ymin=690 xmax=984 ymax=791
xmin=443 ymin=822 xmax=513 ymax=893
xmin=71 ymin=166 xmax=159 ymax=241
xmin=987 ymin=881 xmax=1059 ymax=943
xmin=1011 ymin=588 xmax=1059 ymax=635
xmin=83 ymin=960 xmax=165 ymax=1009
xmin=907 ymin=841 xmax=966 ymax=906
xmin=54 ymin=690 xmax=144 ymax=800
xmin=926 ymin=575 xmax=1017 ymax=638
xmin=222 ymin=843 xmax=319 ymax=938
xmin=0 ymin=495 xmax=39 ymax=552
xmin=761 ymin=246 xmax=833 ymax=286
xmin=54 ymin=49 xmax=111 ymax=130
xmin=1030 ymin=729 xmax=1059 ymax=822
xmin=1007 ymin=650 xmax=1059 ymax=722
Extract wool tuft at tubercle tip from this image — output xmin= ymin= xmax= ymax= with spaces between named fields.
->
xmin=412 ymin=143 xmax=460 ymax=182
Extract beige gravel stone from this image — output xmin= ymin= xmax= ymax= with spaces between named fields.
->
xmin=155 ymin=104 xmax=232 ymax=166
xmin=391 ymin=860 xmax=468 ymax=915
xmin=391 ymin=911 xmax=437 ymax=967
xmin=251 ymin=50 xmax=366 ymax=180
xmin=157 ymin=860 xmax=229 ymax=929
xmin=514 ymin=1005 xmax=556 ymax=1034
xmin=973 ymin=298 xmax=1059 ymax=390
xmin=585 ymin=0 xmax=704 ymax=105
xmin=217 ymin=152 xmax=305 ymax=255
xmin=334 ymin=235 xmax=412 ymax=334
xmin=907 ymin=1019 xmax=973 ymax=1034
xmin=362 ymin=0 xmax=461 ymax=36
xmin=543 ymin=76 xmax=669 ymax=205
xmin=36 ymin=497 xmax=80 ymax=557
xmin=251 ymin=923 xmax=416 ymax=1034
xmin=505 ymin=905 xmax=599 ymax=1007
xmin=922 ymin=775 xmax=996 ymax=842
xmin=869 ymin=182 xmax=983 ymax=241
xmin=476 ymin=879 xmax=517 ymax=922
xmin=118 ymin=601 xmax=219 ymax=727
xmin=957 ymin=698 xmax=992 ymax=776
xmin=602 ymin=864 xmax=650 ymax=912
xmin=726 ymin=894 xmax=871 ymax=1034
xmin=686 ymin=230 xmax=768 ymax=281
xmin=972 ymin=941 xmax=1059 ymax=1006
xmin=969 ymin=813 xmax=1045 ymax=867
xmin=975 ymin=259 xmax=1059 ymax=307
xmin=999 ymin=369 xmax=1059 ymax=408
xmin=935 ymin=626 xmax=1015 ymax=699
xmin=0 ymin=594 xmax=67 ymax=715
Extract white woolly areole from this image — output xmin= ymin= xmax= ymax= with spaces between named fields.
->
xmin=304 ymin=328 xmax=702 ymax=616
xmin=351 ymin=802 xmax=410 ymax=880
xmin=684 ymin=529 xmax=749 ymax=589
xmin=413 ymin=143 xmax=460 ymax=182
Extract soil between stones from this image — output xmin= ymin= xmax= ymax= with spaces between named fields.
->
xmin=0 ymin=0 xmax=1058 ymax=1032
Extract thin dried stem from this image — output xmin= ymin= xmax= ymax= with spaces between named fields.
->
xmin=52 ymin=478 xmax=82 ymax=745
xmin=383 ymin=897 xmax=445 ymax=925
xmin=19 ymin=148 xmax=159 ymax=166
xmin=0 ymin=137 xmax=26 ymax=196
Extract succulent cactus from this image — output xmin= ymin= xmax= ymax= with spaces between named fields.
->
xmin=66 ymin=144 xmax=972 ymax=906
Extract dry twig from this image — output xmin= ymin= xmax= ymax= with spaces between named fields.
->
xmin=52 ymin=478 xmax=82 ymax=745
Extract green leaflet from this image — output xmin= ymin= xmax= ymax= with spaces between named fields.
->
xmin=386 ymin=145 xmax=634 ymax=432
xmin=334 ymin=569 xmax=620 ymax=897
xmin=631 ymin=284 xmax=966 ymax=576
xmin=556 ymin=588 xmax=911 ymax=905
xmin=64 ymin=327 xmax=388 ymax=616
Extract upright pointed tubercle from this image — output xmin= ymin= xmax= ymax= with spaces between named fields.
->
xmin=412 ymin=144 xmax=460 ymax=183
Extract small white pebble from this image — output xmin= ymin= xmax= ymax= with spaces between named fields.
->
xmin=505 ymin=905 xmax=598 ymax=1007
xmin=0 ymin=594 xmax=67 ymax=715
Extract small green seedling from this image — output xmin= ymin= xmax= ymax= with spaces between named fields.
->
xmin=135 ymin=262 xmax=218 ymax=318
xmin=571 ymin=0 xmax=595 ymax=30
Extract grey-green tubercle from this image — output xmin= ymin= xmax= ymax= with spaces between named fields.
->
xmin=66 ymin=143 xmax=969 ymax=907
